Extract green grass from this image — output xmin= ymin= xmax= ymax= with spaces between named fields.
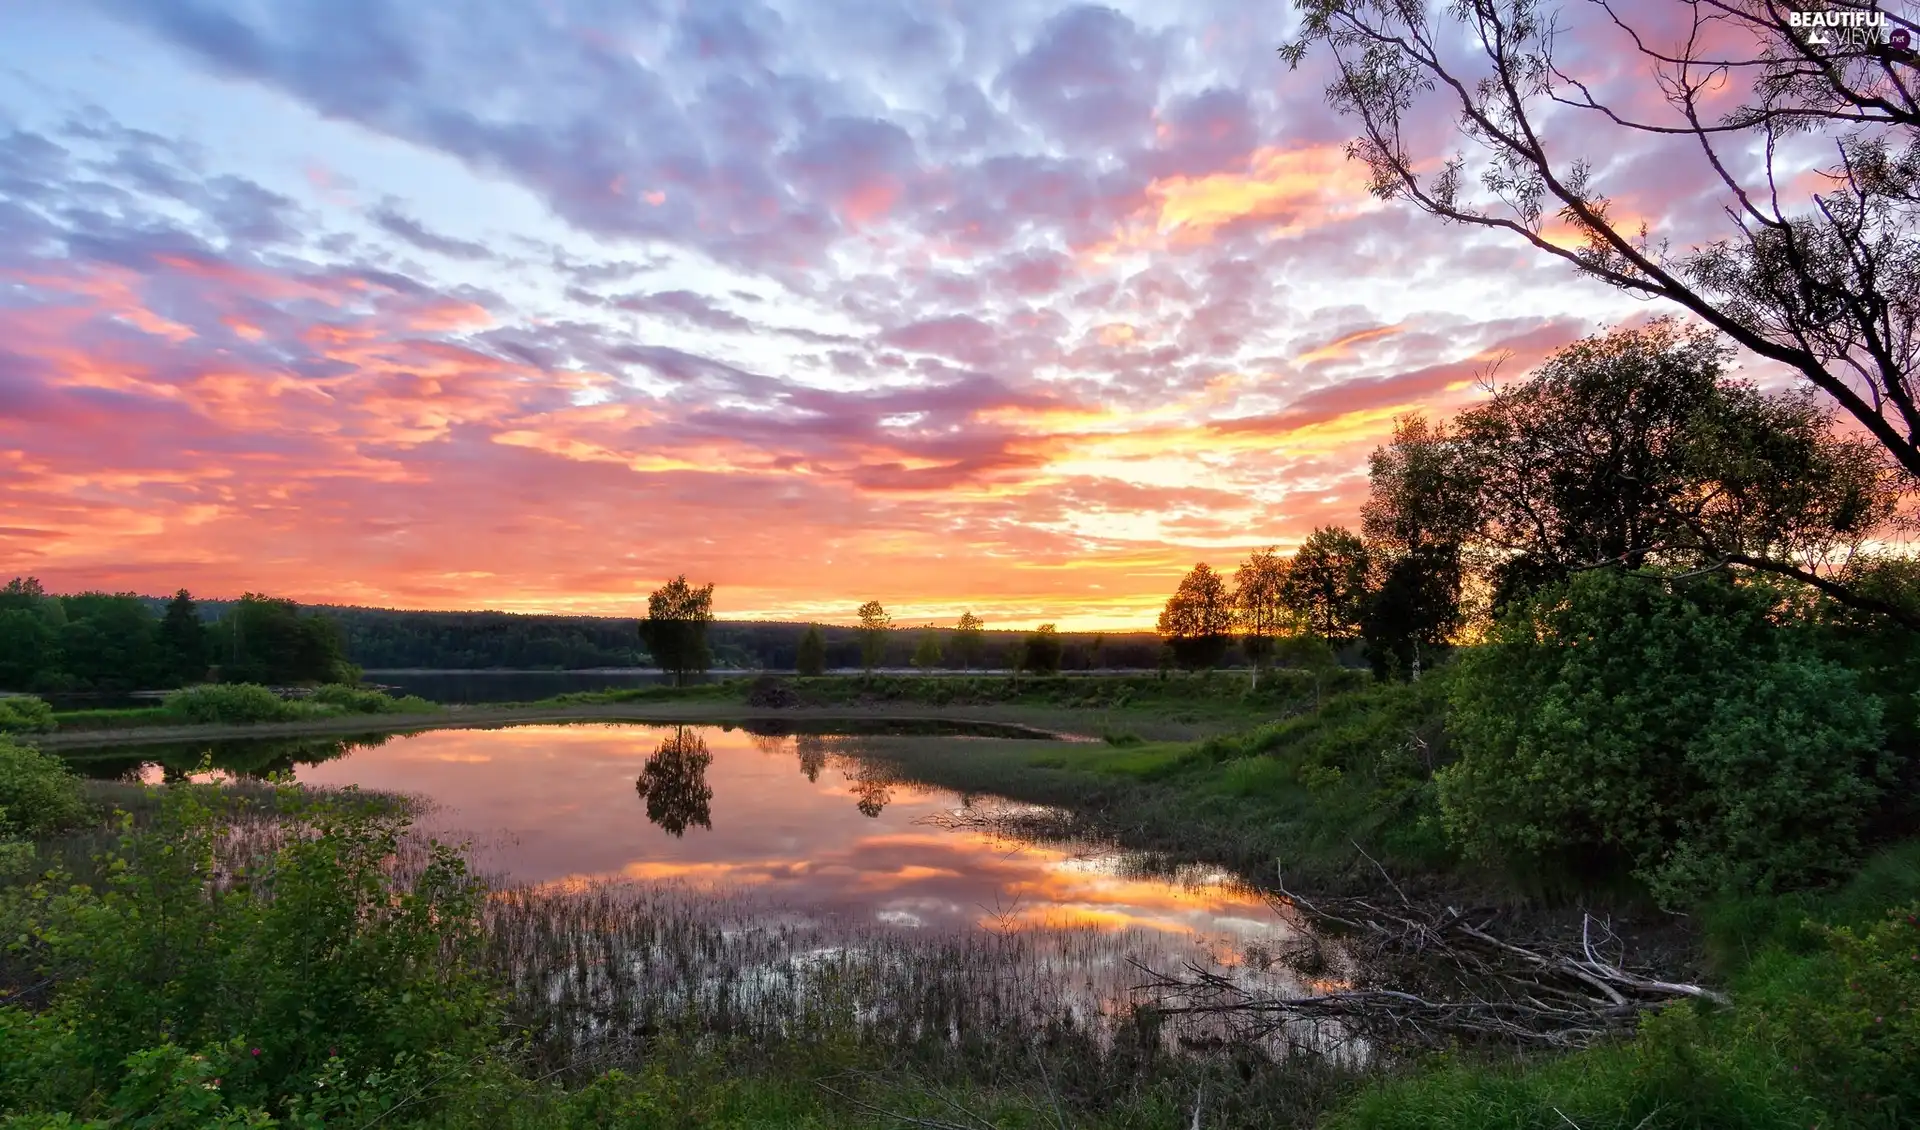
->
xmin=48 ymin=685 xmax=439 ymax=733
xmin=47 ymin=706 xmax=181 ymax=731
xmin=869 ymin=675 xmax=1459 ymax=891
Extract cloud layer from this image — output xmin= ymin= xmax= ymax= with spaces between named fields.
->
xmin=0 ymin=0 xmax=1758 ymax=626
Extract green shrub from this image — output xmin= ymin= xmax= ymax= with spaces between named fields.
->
xmin=2 ymin=782 xmax=493 ymax=1124
xmin=161 ymin=684 xmax=300 ymax=725
xmin=0 ymin=697 xmax=56 ymax=734
xmin=307 ymin=684 xmax=436 ymax=714
xmin=1440 ymin=569 xmax=1887 ymax=907
xmin=0 ymin=734 xmax=88 ymax=838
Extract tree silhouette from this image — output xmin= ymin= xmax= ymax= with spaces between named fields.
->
xmin=856 ymin=601 xmax=891 ymax=673
xmin=1283 ymin=1 xmax=1920 ymax=485
xmin=952 ymin=611 xmax=985 ymax=669
xmin=795 ymin=624 xmax=827 ymax=676
xmin=1020 ymin=623 xmax=1064 ymax=674
xmin=1232 ymin=547 xmax=1290 ymax=688
xmin=1157 ymin=563 xmax=1235 ymax=669
xmin=1281 ymin=528 xmax=1371 ymax=641
xmin=639 ymin=577 xmax=714 ymax=687
xmin=634 ymin=727 xmax=714 ymax=836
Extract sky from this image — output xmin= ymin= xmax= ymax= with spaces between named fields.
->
xmin=0 ymin=0 xmax=1784 ymax=629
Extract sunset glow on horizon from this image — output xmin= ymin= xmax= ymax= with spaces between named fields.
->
xmin=0 ymin=1 xmax=1772 ymax=630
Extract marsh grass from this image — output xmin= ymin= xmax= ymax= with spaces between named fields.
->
xmin=480 ymin=875 xmax=1357 ymax=1082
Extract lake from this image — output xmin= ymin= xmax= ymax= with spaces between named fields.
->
xmin=62 ymin=722 xmax=1349 ymax=1056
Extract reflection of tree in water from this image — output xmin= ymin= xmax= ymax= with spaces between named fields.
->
xmin=634 ymin=727 xmax=714 ymax=836
xmin=794 ymin=734 xmax=829 ymax=783
xmin=747 ymin=733 xmax=787 ymax=757
xmin=74 ymin=733 xmax=388 ymax=783
xmin=843 ymin=758 xmax=899 ymax=819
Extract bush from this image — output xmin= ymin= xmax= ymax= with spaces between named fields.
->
xmin=1 ymin=783 xmax=493 ymax=1124
xmin=0 ymin=696 xmax=56 ymax=734
xmin=161 ymin=684 xmax=301 ymax=725
xmin=0 ymin=733 xmax=88 ymax=838
xmin=1440 ymin=570 xmax=1887 ymax=906
xmin=307 ymin=684 xmax=436 ymax=714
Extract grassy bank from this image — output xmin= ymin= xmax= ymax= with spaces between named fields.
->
xmin=859 ymin=674 xmax=1458 ymax=894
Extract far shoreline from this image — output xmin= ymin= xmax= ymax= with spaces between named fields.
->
xmin=33 ymin=701 xmax=1129 ymax=751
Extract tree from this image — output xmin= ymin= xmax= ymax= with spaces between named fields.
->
xmin=216 ymin=595 xmax=353 ymax=685
xmin=1281 ymin=528 xmax=1372 ymax=640
xmin=1088 ymin=632 xmax=1107 ymax=671
xmin=1020 ymin=624 xmax=1063 ymax=675
xmin=952 ymin=611 xmax=985 ymax=670
xmin=57 ymin=594 xmax=164 ymax=690
xmin=634 ymin=727 xmax=714 ymax=836
xmin=856 ymin=601 xmax=891 ymax=673
xmin=639 ymin=576 xmax=714 ymax=687
xmin=1362 ymin=546 xmax=1464 ymax=681
xmin=0 ymin=610 xmax=57 ymax=692
xmin=1283 ymin=1 xmax=1920 ymax=486
xmin=1232 ymin=547 xmax=1290 ymax=688
xmin=1441 ymin=569 xmax=1886 ymax=907
xmin=158 ymin=589 xmax=208 ymax=686
xmin=1360 ymin=415 xmax=1473 ymax=678
xmin=911 ymin=629 xmax=943 ymax=671
xmin=795 ymin=624 xmax=827 ymax=676
xmin=1453 ymin=320 xmax=1898 ymax=615
xmin=1157 ymin=563 xmax=1235 ymax=669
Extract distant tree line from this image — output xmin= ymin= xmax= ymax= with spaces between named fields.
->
xmin=0 ymin=582 xmax=354 ymax=692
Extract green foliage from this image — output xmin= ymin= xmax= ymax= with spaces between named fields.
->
xmin=156 ymin=590 xmax=208 ymax=686
xmin=214 ymin=595 xmax=355 ymax=687
xmin=0 ymin=733 xmax=89 ymax=838
xmin=1 ymin=782 xmax=493 ymax=1125
xmin=0 ymin=697 xmax=56 ymax=734
xmin=0 ymin=607 xmax=61 ymax=693
xmin=161 ymin=684 xmax=304 ymax=725
xmin=1326 ymin=851 xmax=1920 ymax=1130
xmin=306 ymin=684 xmax=436 ymax=714
xmin=639 ymin=576 xmax=715 ymax=687
xmin=1440 ymin=569 xmax=1887 ymax=906
xmin=794 ymin=625 xmax=827 ymax=676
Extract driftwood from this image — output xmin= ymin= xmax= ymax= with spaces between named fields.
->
xmin=1131 ymin=849 xmax=1727 ymax=1052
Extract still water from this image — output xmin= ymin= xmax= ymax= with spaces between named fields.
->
xmin=69 ymin=723 xmax=1346 ymax=1052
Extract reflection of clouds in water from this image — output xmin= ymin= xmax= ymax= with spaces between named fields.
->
xmin=291 ymin=723 xmax=1339 ymax=1041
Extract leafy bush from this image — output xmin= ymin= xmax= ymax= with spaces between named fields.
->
xmin=0 ymin=696 xmax=56 ymax=734
xmin=0 ymin=733 xmax=88 ymax=838
xmin=306 ymin=684 xmax=435 ymax=714
xmin=1440 ymin=569 xmax=1887 ymax=906
xmin=161 ymin=684 xmax=301 ymax=725
xmin=1 ymin=782 xmax=493 ymax=1125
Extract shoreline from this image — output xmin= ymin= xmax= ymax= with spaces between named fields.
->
xmin=34 ymin=701 xmax=1116 ymax=750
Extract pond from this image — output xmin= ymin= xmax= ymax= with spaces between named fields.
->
xmin=61 ymin=723 xmax=1351 ymax=1058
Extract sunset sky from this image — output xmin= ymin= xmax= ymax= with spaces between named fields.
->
xmin=0 ymin=1 xmax=1767 ymax=629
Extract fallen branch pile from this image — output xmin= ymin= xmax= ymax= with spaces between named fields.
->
xmin=1132 ymin=851 xmax=1727 ymax=1052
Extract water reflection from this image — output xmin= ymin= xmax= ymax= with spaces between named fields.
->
xmin=633 ymin=727 xmax=714 ymax=837
xmin=58 ymin=722 xmax=1348 ymax=1054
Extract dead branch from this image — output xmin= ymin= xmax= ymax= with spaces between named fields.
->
xmin=1131 ymin=866 xmax=1726 ymax=1052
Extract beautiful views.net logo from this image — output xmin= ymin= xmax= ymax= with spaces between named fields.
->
xmin=1786 ymin=9 xmax=1908 ymax=51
